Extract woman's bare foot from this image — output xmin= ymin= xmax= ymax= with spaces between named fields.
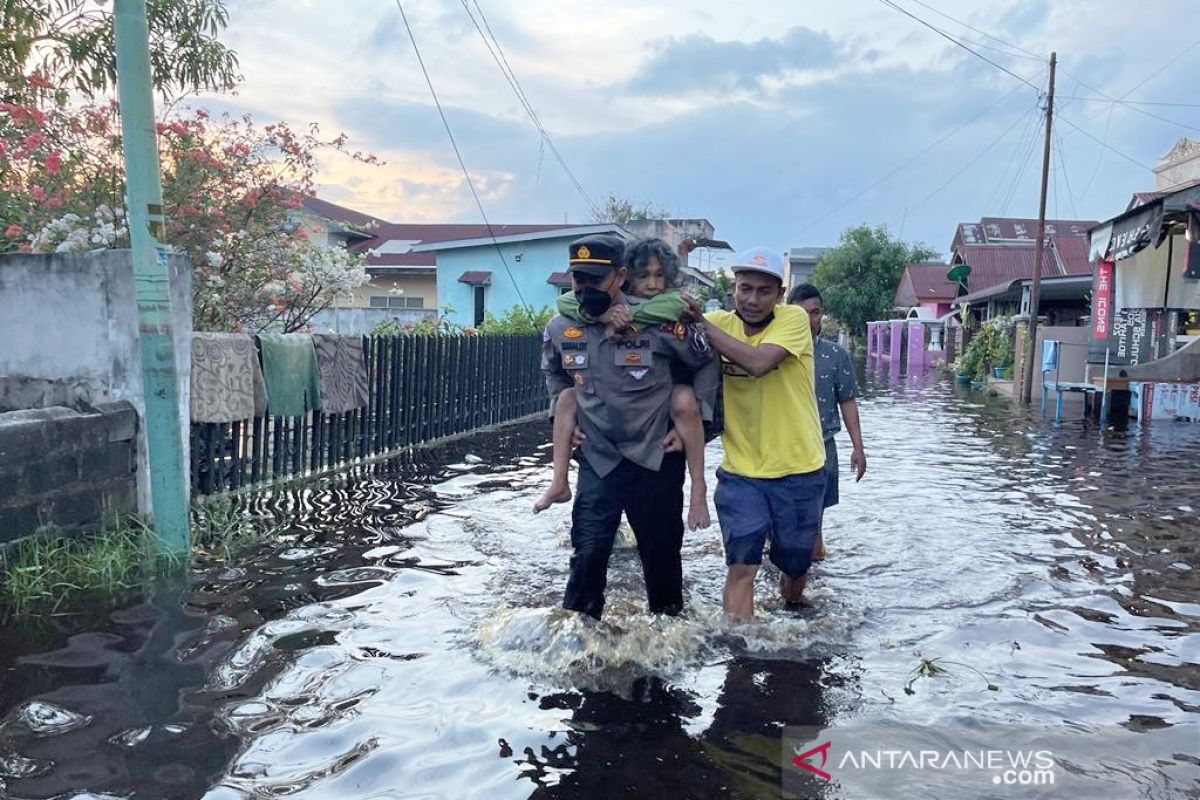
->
xmin=687 ymin=485 xmax=711 ymax=530
xmin=533 ymin=482 xmax=572 ymax=513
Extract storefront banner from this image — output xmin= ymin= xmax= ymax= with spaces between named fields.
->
xmin=1109 ymin=203 xmax=1164 ymax=262
xmin=1142 ymin=382 xmax=1200 ymax=421
xmin=1087 ymin=260 xmax=1115 ymax=363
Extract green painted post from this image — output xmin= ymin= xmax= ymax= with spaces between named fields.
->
xmin=114 ymin=0 xmax=191 ymax=556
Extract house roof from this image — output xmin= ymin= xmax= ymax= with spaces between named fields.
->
xmin=301 ymin=196 xmax=388 ymax=230
xmin=410 ymin=223 xmax=627 ymax=253
xmin=458 ymin=270 xmax=493 ymax=286
xmin=951 ymin=216 xmax=1097 ymax=251
xmin=349 ymin=223 xmax=573 ymax=269
xmin=951 ymin=237 xmax=1093 ymax=293
xmin=1127 ymin=177 xmax=1200 ymax=211
xmin=959 ymin=274 xmax=1092 ymax=305
xmin=909 ymin=262 xmax=957 ymax=299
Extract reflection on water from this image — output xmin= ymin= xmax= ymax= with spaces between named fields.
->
xmin=0 ymin=368 xmax=1197 ymax=799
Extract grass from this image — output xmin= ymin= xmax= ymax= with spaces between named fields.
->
xmin=903 ymin=656 xmax=1001 ymax=695
xmin=0 ymin=498 xmax=282 ymax=618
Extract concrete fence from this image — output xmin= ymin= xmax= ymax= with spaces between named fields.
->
xmin=0 ymin=251 xmax=192 ymax=539
xmin=0 ymin=403 xmax=138 ymax=544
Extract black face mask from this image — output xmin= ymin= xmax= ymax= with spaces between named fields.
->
xmin=576 ymin=285 xmax=613 ymax=318
xmin=736 ymin=309 xmax=775 ymax=329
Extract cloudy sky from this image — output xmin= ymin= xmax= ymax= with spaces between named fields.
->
xmin=198 ymin=0 xmax=1200 ymax=261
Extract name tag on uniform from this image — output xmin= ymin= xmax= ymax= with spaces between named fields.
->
xmin=612 ymin=338 xmax=653 ymax=367
xmin=560 ymin=341 xmax=587 ymax=350
xmin=563 ymin=351 xmax=589 ymax=369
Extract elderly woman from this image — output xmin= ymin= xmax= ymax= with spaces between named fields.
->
xmin=534 ymin=237 xmax=715 ymax=532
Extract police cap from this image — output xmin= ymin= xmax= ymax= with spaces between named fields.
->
xmin=568 ymin=234 xmax=625 ymax=277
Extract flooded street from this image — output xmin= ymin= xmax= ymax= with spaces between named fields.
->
xmin=1 ymin=365 xmax=1198 ymax=799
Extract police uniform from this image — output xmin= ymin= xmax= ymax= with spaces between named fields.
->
xmin=541 ymin=234 xmax=716 ymax=619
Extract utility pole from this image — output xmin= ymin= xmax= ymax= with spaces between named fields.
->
xmin=1021 ymin=51 xmax=1056 ymax=405
xmin=114 ymin=0 xmax=191 ymax=555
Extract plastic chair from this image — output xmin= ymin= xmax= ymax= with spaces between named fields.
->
xmin=1040 ymin=339 xmax=1096 ymax=420
xmin=1040 ymin=339 xmax=1061 ymax=417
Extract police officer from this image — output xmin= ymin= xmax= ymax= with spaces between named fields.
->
xmin=542 ymin=233 xmax=716 ymax=620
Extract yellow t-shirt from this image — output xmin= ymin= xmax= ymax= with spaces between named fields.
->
xmin=706 ymin=305 xmax=825 ymax=478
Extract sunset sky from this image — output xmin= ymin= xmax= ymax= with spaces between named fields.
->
xmin=196 ymin=0 xmax=1200 ymax=258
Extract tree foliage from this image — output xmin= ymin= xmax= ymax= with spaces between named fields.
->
xmin=702 ymin=272 xmax=731 ymax=305
xmin=1 ymin=84 xmax=377 ymax=332
xmin=810 ymin=224 xmax=938 ymax=334
xmin=1 ymin=0 xmax=240 ymax=99
xmin=589 ymin=193 xmax=669 ymax=225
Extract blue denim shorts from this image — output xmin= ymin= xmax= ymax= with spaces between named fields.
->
xmin=714 ymin=467 xmax=826 ymax=578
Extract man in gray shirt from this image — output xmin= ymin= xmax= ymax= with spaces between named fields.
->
xmin=788 ymin=283 xmax=867 ymax=560
xmin=542 ymin=234 xmax=717 ymax=619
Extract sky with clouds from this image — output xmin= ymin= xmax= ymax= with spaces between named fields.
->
xmin=197 ymin=0 xmax=1200 ymax=263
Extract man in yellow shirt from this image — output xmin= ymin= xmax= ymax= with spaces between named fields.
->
xmin=701 ymin=247 xmax=826 ymax=618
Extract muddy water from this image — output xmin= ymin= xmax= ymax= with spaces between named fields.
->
xmin=0 ymin=366 xmax=1197 ymax=799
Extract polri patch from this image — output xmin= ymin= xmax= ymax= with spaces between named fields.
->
xmin=564 ymin=326 xmax=584 ymax=340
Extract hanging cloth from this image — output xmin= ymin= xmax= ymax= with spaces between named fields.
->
xmin=190 ymin=333 xmax=268 ymax=423
xmin=313 ymin=334 xmax=369 ymax=414
xmin=257 ymin=334 xmax=322 ymax=417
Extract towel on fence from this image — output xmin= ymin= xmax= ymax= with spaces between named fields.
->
xmin=190 ymin=333 xmax=268 ymax=423
xmin=257 ymin=333 xmax=322 ymax=417
xmin=313 ymin=334 xmax=369 ymax=414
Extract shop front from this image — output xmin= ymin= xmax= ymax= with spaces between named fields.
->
xmin=1087 ymin=183 xmax=1200 ymax=420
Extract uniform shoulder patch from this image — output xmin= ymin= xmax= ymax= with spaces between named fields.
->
xmin=659 ymin=321 xmax=687 ymax=340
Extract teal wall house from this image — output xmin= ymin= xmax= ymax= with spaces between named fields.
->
xmin=413 ymin=224 xmax=628 ymax=327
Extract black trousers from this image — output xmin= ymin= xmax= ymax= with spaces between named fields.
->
xmin=563 ymin=452 xmax=686 ymax=620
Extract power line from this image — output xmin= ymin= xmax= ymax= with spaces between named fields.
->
xmin=983 ymin=95 xmax=1045 ymax=211
xmin=1056 ymin=95 xmax=1200 ymax=109
xmin=902 ymin=0 xmax=1200 ymax=118
xmin=1055 ymin=38 xmax=1200 ymax=132
xmin=998 ymin=102 xmax=1046 ymax=215
xmin=898 ymin=0 xmax=1042 ymax=60
xmin=1080 ymin=105 xmax=1115 ymax=198
xmin=460 ymin=0 xmax=602 ymax=219
xmin=795 ymin=77 xmax=1036 ymax=235
xmin=910 ymin=100 xmax=1040 ymax=211
xmin=392 ymin=0 xmax=536 ymax=322
xmin=1056 ymin=112 xmax=1153 ymax=171
xmin=1052 ymin=125 xmax=1080 ymax=219
xmin=875 ymin=0 xmax=1041 ymax=92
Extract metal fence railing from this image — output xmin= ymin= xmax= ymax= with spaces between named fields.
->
xmin=189 ymin=333 xmax=546 ymax=495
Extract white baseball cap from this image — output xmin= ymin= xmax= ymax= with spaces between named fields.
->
xmin=732 ymin=246 xmax=785 ymax=283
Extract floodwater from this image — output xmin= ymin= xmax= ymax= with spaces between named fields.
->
xmin=1 ymin=364 xmax=1198 ymax=799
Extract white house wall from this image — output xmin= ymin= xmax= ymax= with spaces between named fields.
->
xmin=1114 ymin=233 xmax=1200 ymax=310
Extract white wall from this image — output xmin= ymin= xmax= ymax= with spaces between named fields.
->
xmin=0 ymin=251 xmax=192 ymax=512
xmin=1114 ymin=233 xmax=1200 ymax=310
